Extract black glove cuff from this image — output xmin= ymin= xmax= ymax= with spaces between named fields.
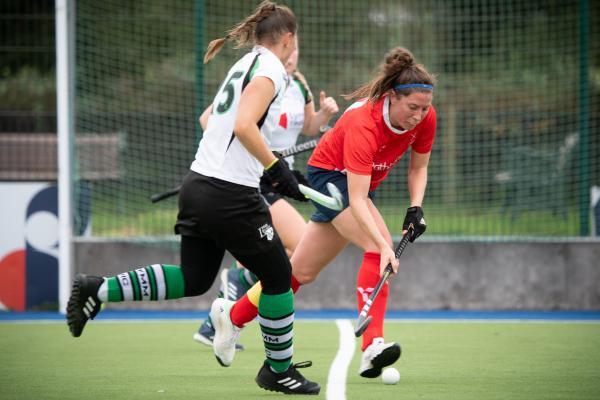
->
xmin=261 ymin=159 xmax=307 ymax=202
xmin=403 ymin=206 xmax=426 ymax=242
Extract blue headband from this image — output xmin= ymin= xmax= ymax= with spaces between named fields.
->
xmin=394 ymin=83 xmax=434 ymax=91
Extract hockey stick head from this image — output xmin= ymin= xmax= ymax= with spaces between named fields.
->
xmin=354 ymin=315 xmax=373 ymax=337
xmin=298 ymin=184 xmax=344 ymax=211
xmin=325 ymin=182 xmax=344 ymax=210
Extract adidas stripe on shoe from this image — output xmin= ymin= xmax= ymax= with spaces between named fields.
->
xmin=255 ymin=361 xmax=320 ymax=395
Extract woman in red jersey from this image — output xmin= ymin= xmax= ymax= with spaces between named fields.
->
xmin=214 ymin=47 xmax=436 ymax=379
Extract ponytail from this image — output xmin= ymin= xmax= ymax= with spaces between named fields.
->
xmin=204 ymin=37 xmax=228 ymax=64
xmin=204 ymin=1 xmax=296 ymax=64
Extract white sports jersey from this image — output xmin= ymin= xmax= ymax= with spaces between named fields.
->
xmin=270 ymin=73 xmax=312 ymax=152
xmin=191 ymin=46 xmax=288 ymax=188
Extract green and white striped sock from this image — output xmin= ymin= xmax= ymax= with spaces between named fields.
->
xmin=258 ymin=290 xmax=294 ymax=372
xmin=97 ymin=264 xmax=185 ymax=302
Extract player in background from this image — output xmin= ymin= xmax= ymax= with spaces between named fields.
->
xmin=212 ymin=46 xmax=436 ymax=379
xmin=66 ymin=1 xmax=320 ymax=395
xmin=193 ymin=37 xmax=339 ymax=349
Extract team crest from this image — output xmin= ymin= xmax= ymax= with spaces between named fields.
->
xmin=258 ymin=223 xmax=274 ymax=241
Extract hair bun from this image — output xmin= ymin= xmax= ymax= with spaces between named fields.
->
xmin=384 ymin=47 xmax=414 ymax=73
xmin=256 ymin=1 xmax=277 ymax=23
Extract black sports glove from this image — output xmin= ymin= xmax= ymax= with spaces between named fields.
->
xmin=403 ymin=206 xmax=426 ymax=242
xmin=262 ymin=157 xmax=308 ymax=202
xmin=292 ymin=169 xmax=309 ymax=187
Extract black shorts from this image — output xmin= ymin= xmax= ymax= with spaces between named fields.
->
xmin=175 ymin=171 xmax=279 ymax=255
xmin=259 ymin=177 xmax=283 ymax=206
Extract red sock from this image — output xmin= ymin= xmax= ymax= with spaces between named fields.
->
xmin=230 ymin=294 xmax=256 ymax=328
xmin=291 ymin=275 xmax=301 ymax=292
xmin=230 ymin=275 xmax=302 ymax=328
xmin=356 ymin=252 xmax=389 ymax=351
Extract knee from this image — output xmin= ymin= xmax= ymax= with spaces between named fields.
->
xmin=182 ymin=273 xmax=212 ymax=297
xmin=363 ymin=238 xmax=392 ymax=254
xmin=293 ymin=270 xmax=317 ymax=285
xmin=258 ymin=258 xmax=292 ymax=295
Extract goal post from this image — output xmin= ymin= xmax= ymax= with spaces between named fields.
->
xmin=56 ymin=0 xmax=75 ymax=314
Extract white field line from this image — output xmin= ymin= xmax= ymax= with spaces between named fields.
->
xmin=326 ymin=319 xmax=355 ymax=400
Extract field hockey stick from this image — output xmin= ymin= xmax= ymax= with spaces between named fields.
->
xmin=354 ymin=226 xmax=414 ymax=337
xmin=299 ymin=182 xmax=343 ymax=211
xmin=150 ymin=185 xmax=181 ymax=203
xmin=150 ymin=181 xmax=341 ymax=211
xmin=149 ymin=139 xmax=322 ymax=203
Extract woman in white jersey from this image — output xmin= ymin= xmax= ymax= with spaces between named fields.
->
xmin=193 ymin=39 xmax=339 ymax=347
xmin=65 ymin=1 xmax=319 ymax=395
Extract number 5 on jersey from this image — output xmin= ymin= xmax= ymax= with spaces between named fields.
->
xmin=215 ymin=71 xmax=244 ymax=114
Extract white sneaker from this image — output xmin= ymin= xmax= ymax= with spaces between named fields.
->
xmin=358 ymin=337 xmax=401 ymax=378
xmin=210 ymin=298 xmax=242 ymax=367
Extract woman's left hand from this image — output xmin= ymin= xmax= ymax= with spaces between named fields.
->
xmin=403 ymin=206 xmax=427 ymax=242
xmin=379 ymin=244 xmax=399 ymax=276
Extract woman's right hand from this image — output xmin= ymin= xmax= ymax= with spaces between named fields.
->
xmin=319 ymin=91 xmax=339 ymax=117
xmin=379 ymin=243 xmax=399 ymax=276
xmin=262 ymin=155 xmax=308 ymax=202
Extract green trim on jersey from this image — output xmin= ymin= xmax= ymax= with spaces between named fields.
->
xmin=292 ymin=71 xmax=313 ymax=105
xmin=293 ymin=77 xmax=311 ymax=104
xmin=248 ymin=57 xmax=261 ymax=80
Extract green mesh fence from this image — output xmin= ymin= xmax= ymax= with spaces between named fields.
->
xmin=74 ymin=0 xmax=599 ymax=239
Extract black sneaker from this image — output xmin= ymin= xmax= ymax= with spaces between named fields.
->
xmin=66 ymin=274 xmax=103 ymax=337
xmin=255 ymin=361 xmax=320 ymax=395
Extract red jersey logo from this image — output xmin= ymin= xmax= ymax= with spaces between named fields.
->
xmin=278 ymin=113 xmax=288 ymax=129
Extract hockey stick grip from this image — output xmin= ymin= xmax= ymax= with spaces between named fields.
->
xmin=150 ymin=185 xmax=181 ymax=203
xmin=149 ymin=139 xmax=322 ymax=204
xmin=376 ymin=225 xmax=413 ymax=290
xmin=393 ymin=231 xmax=411 ymax=258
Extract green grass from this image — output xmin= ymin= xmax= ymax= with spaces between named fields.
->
xmin=90 ymin=201 xmax=581 ymax=237
xmin=1 ymin=321 xmax=599 ymax=399
xmin=86 ymin=177 xmax=583 ymax=237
